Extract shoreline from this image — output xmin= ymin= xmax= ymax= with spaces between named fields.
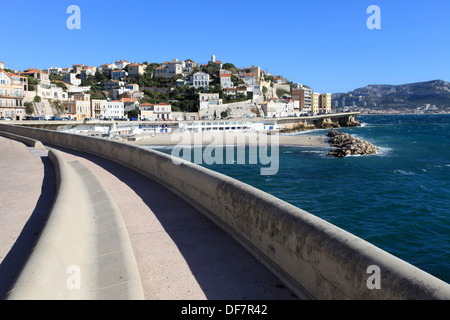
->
xmin=126 ymin=132 xmax=328 ymax=147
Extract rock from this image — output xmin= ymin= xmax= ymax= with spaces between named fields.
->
xmin=326 ymin=130 xmax=378 ymax=157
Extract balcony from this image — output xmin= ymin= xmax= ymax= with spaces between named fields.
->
xmin=0 ymin=93 xmax=24 ymax=98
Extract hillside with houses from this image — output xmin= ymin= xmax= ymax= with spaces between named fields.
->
xmin=0 ymin=56 xmax=332 ymax=121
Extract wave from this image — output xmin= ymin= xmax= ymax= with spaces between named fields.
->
xmin=142 ymin=145 xmax=174 ymax=150
xmin=376 ymin=146 xmax=392 ymax=157
xmin=394 ymin=169 xmax=416 ymax=176
xmin=281 ymin=129 xmax=328 ymax=136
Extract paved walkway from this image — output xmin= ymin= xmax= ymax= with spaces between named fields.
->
xmin=0 ymin=137 xmax=55 ymax=299
xmin=0 ymin=136 xmax=297 ymax=300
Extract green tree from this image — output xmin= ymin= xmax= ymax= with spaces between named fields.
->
xmin=223 ymin=63 xmax=236 ymax=70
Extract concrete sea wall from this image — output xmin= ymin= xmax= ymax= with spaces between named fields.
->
xmin=1 ymin=123 xmax=450 ymax=299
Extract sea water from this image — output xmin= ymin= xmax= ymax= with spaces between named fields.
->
xmin=147 ymin=114 xmax=450 ymax=284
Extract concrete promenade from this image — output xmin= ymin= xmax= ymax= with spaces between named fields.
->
xmin=0 ymin=136 xmax=297 ymax=300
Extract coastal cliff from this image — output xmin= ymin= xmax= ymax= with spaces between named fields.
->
xmin=326 ymin=130 xmax=378 ymax=158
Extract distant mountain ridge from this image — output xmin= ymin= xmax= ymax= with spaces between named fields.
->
xmin=332 ymin=80 xmax=450 ymax=108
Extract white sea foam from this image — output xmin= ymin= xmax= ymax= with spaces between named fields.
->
xmin=281 ymin=129 xmax=324 ymax=136
xmin=376 ymin=146 xmax=392 ymax=156
xmin=394 ymin=169 xmax=415 ymax=176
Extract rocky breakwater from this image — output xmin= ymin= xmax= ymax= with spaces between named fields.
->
xmin=326 ymin=130 xmax=379 ymax=158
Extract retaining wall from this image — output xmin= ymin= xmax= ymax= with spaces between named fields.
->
xmin=1 ymin=123 xmax=450 ymax=299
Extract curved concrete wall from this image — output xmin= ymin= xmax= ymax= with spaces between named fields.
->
xmin=6 ymin=147 xmax=144 ymax=300
xmin=2 ymin=123 xmax=450 ymax=299
xmin=0 ymin=130 xmax=45 ymax=149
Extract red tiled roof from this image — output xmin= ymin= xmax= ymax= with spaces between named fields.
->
xmin=121 ymin=98 xmax=138 ymax=103
xmin=3 ymin=71 xmax=26 ymax=78
xmin=156 ymin=102 xmax=170 ymax=105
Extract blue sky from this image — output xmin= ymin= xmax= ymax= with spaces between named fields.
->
xmin=2 ymin=0 xmax=449 ymax=93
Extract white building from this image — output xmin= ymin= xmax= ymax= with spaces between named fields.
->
xmin=102 ymin=100 xmax=125 ymax=120
xmin=111 ymin=70 xmax=128 ymax=80
xmin=259 ymin=99 xmax=298 ymax=118
xmin=98 ymin=63 xmax=117 ymax=73
xmin=48 ymin=67 xmax=62 ymax=75
xmin=112 ymin=83 xmax=141 ymax=100
xmin=153 ymin=102 xmax=172 ymax=120
xmin=64 ymin=73 xmax=81 ymax=86
xmin=115 ymin=60 xmax=130 ymax=70
xmin=154 ymin=59 xmax=185 ymax=78
xmin=192 ymin=71 xmax=210 ymax=90
xmin=80 ymin=67 xmax=96 ymax=81
xmin=244 ymin=73 xmax=255 ymax=85
xmin=220 ymin=73 xmax=233 ymax=89
xmin=139 ymin=102 xmax=173 ymax=121
xmin=183 ymin=60 xmax=197 ymax=75
xmin=36 ymin=83 xmax=69 ymax=101
xmin=199 ymin=93 xmax=222 ymax=111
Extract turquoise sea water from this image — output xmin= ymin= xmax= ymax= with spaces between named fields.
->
xmin=147 ymin=114 xmax=450 ymax=284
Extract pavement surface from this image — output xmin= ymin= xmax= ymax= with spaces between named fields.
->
xmin=0 ymin=136 xmax=298 ymax=300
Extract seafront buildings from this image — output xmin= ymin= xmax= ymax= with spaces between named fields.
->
xmin=0 ymin=69 xmax=27 ymax=120
xmin=0 ymin=56 xmax=334 ymax=122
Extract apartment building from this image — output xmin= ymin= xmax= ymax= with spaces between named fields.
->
xmin=312 ymin=92 xmax=320 ymax=114
xmin=319 ymin=93 xmax=332 ymax=113
xmin=37 ymin=82 xmax=69 ymax=101
xmin=0 ymin=70 xmax=27 ymax=119
xmin=153 ymin=102 xmax=172 ymax=120
xmin=139 ymin=102 xmax=172 ymax=121
xmin=292 ymin=85 xmax=312 ymax=113
xmin=102 ymin=100 xmax=125 ymax=120
xmin=91 ymin=99 xmax=104 ymax=119
xmin=199 ymin=93 xmax=222 ymax=111
xmin=63 ymin=93 xmax=91 ymax=121
xmin=127 ymin=63 xmax=145 ymax=77
xmin=154 ymin=59 xmax=185 ymax=78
